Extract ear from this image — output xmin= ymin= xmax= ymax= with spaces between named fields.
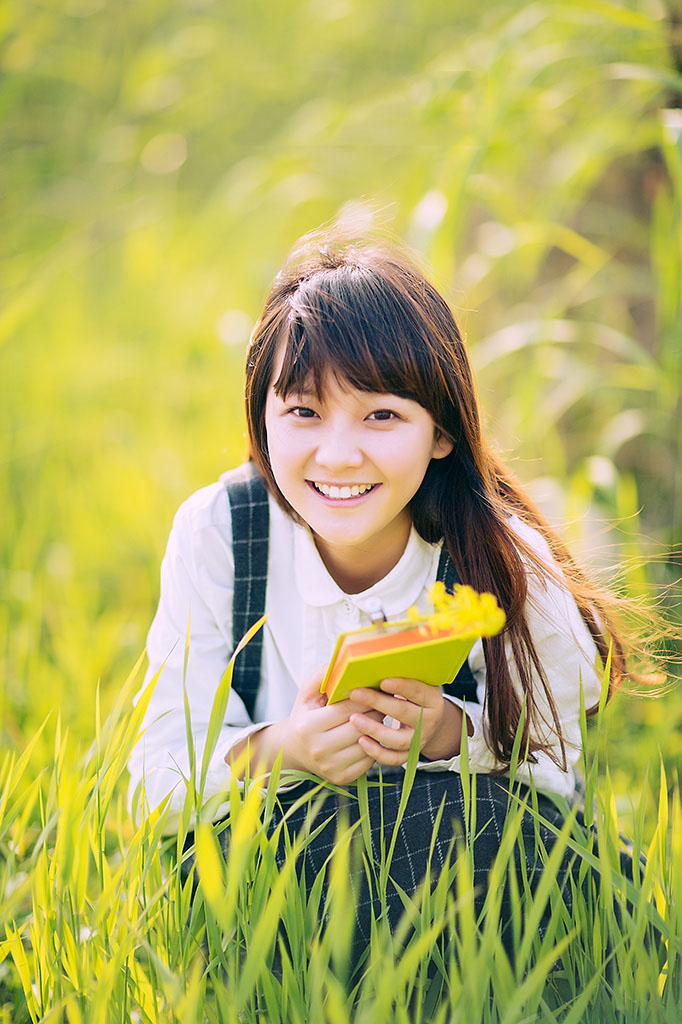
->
xmin=432 ymin=429 xmax=454 ymax=460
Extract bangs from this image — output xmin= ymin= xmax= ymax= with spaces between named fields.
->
xmin=271 ymin=266 xmax=445 ymax=414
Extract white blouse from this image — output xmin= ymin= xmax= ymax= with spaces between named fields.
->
xmin=128 ymin=479 xmax=603 ymax=832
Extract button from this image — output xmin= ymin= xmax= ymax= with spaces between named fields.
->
xmin=343 ymin=599 xmax=353 ymax=614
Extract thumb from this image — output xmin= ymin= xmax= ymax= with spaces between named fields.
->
xmin=298 ymin=664 xmax=329 ymax=705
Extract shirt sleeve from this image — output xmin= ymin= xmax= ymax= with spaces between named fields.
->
xmin=417 ymin=523 xmax=603 ymax=799
xmin=127 ymin=486 xmax=274 ymax=832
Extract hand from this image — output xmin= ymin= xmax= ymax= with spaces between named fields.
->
xmin=347 ymin=678 xmax=468 ymax=765
xmin=227 ymin=668 xmax=382 ymax=786
xmin=282 ymin=669 xmax=384 ymax=783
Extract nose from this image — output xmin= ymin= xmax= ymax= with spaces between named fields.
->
xmin=313 ymin=422 xmax=364 ymax=472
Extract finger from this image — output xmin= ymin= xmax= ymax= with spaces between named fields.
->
xmin=326 ymin=740 xmax=374 ymax=771
xmin=343 ymin=751 xmax=377 ymax=775
xmin=378 ymin=677 xmax=441 ymax=708
xmin=308 ymin=714 xmax=384 ymax=762
xmin=357 ymin=735 xmax=409 ymax=767
xmin=312 ymin=700 xmax=383 ymax=731
xmin=331 ymin=754 xmax=377 ymax=785
xmin=301 ymin=692 xmax=328 ymax=710
xmin=315 ymin=740 xmax=376 ymax=779
xmin=349 ymin=713 xmax=414 ymax=752
xmin=298 ymin=666 xmax=330 ymax=704
xmin=318 ymin=719 xmax=377 ymax=753
xmin=349 ymin=688 xmax=422 ymax=726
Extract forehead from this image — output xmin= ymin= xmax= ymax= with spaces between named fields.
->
xmin=271 ymin=370 xmax=395 ymax=406
xmin=269 ymin=366 xmax=383 ymax=412
xmin=269 ymin=330 xmax=404 ymax=405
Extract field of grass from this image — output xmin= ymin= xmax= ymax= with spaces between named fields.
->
xmin=0 ymin=668 xmax=679 ymax=1022
xmin=2 ymin=0 xmax=681 ymax=1020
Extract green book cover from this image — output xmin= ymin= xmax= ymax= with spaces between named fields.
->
xmin=321 ymin=623 xmax=477 ymax=704
xmin=320 ymin=583 xmax=506 ymax=704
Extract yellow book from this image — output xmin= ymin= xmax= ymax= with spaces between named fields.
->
xmin=320 ymin=583 xmax=506 ymax=704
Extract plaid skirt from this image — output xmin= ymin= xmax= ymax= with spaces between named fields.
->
xmin=211 ymin=770 xmax=582 ymax=958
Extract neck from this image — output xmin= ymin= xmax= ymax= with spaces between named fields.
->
xmin=312 ymin=517 xmax=412 ymax=594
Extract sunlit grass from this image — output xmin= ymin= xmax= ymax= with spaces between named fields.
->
xmin=0 ymin=658 xmax=679 ymax=1023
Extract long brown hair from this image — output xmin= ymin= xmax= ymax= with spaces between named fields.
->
xmin=245 ymin=231 xmax=629 ymax=770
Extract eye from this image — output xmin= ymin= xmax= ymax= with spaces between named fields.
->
xmin=367 ymin=409 xmax=400 ymax=422
xmin=289 ymin=406 xmax=318 ymax=419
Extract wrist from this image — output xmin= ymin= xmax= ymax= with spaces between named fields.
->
xmin=224 ymin=721 xmax=294 ymax=778
xmin=258 ymin=719 xmax=300 ymax=771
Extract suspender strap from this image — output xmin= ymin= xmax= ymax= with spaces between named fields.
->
xmin=222 ymin=462 xmax=480 ymax=717
xmin=221 ymin=462 xmax=270 ymax=720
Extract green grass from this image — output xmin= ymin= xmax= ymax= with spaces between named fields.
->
xmin=0 ymin=661 xmax=679 ymax=1023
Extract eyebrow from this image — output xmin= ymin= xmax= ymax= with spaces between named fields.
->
xmin=277 ymin=387 xmax=316 ymax=400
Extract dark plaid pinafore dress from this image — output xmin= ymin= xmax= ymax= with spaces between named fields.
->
xmin=215 ymin=463 xmax=581 ymax=956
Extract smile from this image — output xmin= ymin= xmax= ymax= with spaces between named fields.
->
xmin=309 ymin=482 xmax=378 ymax=500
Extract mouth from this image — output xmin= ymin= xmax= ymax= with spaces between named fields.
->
xmin=308 ymin=481 xmax=379 ymax=500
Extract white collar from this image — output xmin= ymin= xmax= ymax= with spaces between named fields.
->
xmin=293 ymin=518 xmax=439 ymax=618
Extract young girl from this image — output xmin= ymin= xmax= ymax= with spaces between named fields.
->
xmin=128 ymin=230 xmax=626 ymax=950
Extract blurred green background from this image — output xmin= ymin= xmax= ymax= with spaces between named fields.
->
xmin=2 ymin=0 xmax=681 ymax=809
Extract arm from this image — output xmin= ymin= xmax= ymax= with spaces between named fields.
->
xmin=128 ymin=486 xmax=272 ymax=829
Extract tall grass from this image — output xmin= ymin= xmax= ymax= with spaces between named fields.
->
xmin=0 ymin=657 xmax=679 ymax=1023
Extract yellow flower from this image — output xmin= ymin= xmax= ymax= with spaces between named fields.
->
xmin=422 ymin=582 xmax=506 ymax=638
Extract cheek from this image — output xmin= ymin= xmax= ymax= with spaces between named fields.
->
xmin=399 ymin=433 xmax=439 ymax=472
xmin=264 ymin=421 xmax=300 ymax=487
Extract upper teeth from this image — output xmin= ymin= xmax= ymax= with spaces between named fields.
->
xmin=314 ymin=483 xmax=374 ymax=499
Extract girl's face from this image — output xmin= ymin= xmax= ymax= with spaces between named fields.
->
xmin=264 ymin=352 xmax=453 ymax=591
